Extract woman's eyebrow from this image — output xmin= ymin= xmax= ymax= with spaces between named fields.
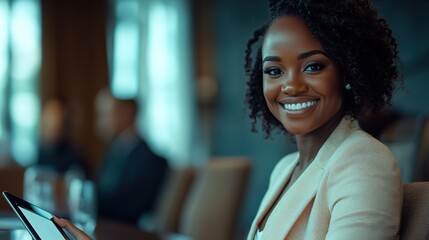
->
xmin=262 ymin=50 xmax=328 ymax=63
xmin=297 ymin=50 xmax=328 ymax=60
xmin=262 ymin=56 xmax=281 ymax=63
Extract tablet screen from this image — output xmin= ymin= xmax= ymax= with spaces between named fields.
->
xmin=19 ymin=207 xmax=66 ymax=240
xmin=2 ymin=191 xmax=70 ymax=240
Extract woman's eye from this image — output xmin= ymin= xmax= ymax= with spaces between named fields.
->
xmin=304 ymin=62 xmax=325 ymax=72
xmin=263 ymin=67 xmax=283 ymax=77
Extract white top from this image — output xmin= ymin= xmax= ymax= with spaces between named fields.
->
xmin=254 ymin=229 xmax=264 ymax=240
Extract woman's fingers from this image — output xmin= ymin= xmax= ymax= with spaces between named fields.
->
xmin=53 ymin=216 xmax=92 ymax=240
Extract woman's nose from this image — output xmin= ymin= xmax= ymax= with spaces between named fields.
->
xmin=280 ymin=73 xmax=306 ymax=95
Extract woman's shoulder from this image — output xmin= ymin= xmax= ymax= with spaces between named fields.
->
xmin=324 ymin=129 xmax=403 ymax=240
xmin=343 ymin=129 xmax=393 ymax=155
xmin=330 ymin=128 xmax=399 ymax=173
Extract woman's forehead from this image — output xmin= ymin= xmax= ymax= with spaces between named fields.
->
xmin=263 ymin=16 xmax=323 ymax=56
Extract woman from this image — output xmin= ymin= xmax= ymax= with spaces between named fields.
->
xmin=245 ymin=0 xmax=403 ymax=239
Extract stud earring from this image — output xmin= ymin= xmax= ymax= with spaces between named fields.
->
xmin=345 ymin=83 xmax=351 ymax=90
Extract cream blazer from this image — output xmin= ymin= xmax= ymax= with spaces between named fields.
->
xmin=248 ymin=117 xmax=402 ymax=240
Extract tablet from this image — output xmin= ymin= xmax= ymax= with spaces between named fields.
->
xmin=2 ymin=191 xmax=70 ymax=240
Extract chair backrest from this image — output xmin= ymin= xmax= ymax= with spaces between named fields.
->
xmin=414 ymin=113 xmax=429 ymax=181
xmin=379 ymin=112 xmax=429 ymax=182
xmin=179 ymin=157 xmax=251 ymax=240
xmin=0 ymin=165 xmax=25 ymax=212
xmin=400 ymin=182 xmax=429 ymax=240
xmin=380 ymin=116 xmax=419 ymax=183
xmin=152 ymin=166 xmax=197 ymax=233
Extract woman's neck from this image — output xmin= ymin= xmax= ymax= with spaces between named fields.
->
xmin=294 ymin=111 xmax=344 ymax=168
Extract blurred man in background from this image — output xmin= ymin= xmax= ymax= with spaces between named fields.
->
xmin=37 ymin=98 xmax=88 ymax=175
xmin=94 ymin=88 xmax=169 ymax=225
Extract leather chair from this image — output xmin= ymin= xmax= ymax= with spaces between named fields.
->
xmin=399 ymin=182 xmax=429 ymax=240
xmin=414 ymin=112 xmax=429 ymax=181
xmin=379 ymin=116 xmax=419 ymax=183
xmin=379 ymin=111 xmax=429 ymax=182
xmin=178 ymin=157 xmax=251 ymax=240
xmin=151 ymin=166 xmax=197 ymax=233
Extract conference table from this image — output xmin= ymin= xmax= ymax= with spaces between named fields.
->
xmin=0 ymin=216 xmax=190 ymax=240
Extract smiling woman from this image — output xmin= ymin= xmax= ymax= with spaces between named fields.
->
xmin=244 ymin=0 xmax=403 ymax=239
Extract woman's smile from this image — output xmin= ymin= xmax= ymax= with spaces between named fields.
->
xmin=279 ymin=97 xmax=320 ymax=117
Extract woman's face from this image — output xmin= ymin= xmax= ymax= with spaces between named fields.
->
xmin=262 ymin=16 xmax=343 ymax=135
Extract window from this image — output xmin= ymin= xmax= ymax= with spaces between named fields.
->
xmin=110 ymin=0 xmax=140 ymax=99
xmin=0 ymin=0 xmax=41 ymax=166
xmin=109 ymin=0 xmax=196 ymax=166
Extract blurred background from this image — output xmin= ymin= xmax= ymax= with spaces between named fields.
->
xmin=0 ymin=0 xmax=428 ymax=238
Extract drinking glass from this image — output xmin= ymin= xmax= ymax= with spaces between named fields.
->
xmin=67 ymin=179 xmax=97 ymax=235
xmin=23 ymin=166 xmax=58 ymax=213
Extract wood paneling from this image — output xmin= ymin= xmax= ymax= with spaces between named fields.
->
xmin=40 ymin=0 xmax=109 ymax=175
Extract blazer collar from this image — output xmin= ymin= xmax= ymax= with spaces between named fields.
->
xmin=248 ymin=117 xmax=359 ymax=239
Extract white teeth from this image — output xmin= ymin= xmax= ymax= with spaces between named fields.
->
xmin=283 ymin=100 xmax=317 ymax=111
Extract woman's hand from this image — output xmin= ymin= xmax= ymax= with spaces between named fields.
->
xmin=53 ymin=216 xmax=92 ymax=240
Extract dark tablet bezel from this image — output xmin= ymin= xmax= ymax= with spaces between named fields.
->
xmin=2 ymin=191 xmax=70 ymax=240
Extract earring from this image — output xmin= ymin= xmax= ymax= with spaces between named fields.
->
xmin=345 ymin=83 xmax=351 ymax=90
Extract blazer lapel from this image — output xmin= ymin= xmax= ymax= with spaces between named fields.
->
xmin=263 ymin=159 xmax=325 ymax=239
xmin=248 ymin=154 xmax=299 ymax=239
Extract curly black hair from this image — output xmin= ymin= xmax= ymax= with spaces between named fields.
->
xmin=244 ymin=0 xmax=402 ymax=137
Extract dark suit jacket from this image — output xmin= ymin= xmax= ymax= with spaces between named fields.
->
xmin=37 ymin=138 xmax=88 ymax=175
xmin=96 ymin=131 xmax=169 ymax=224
